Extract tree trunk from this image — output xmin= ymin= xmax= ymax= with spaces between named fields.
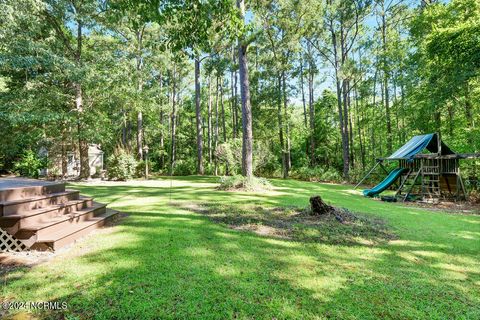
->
xmin=340 ymin=22 xmax=351 ymax=176
xmin=277 ymin=75 xmax=286 ymax=178
xmin=122 ymin=109 xmax=127 ymax=146
xmin=464 ymin=83 xmax=475 ymax=148
xmin=447 ymin=103 xmax=454 ymax=138
xmin=380 ymin=80 xmax=384 ymax=156
xmin=136 ymin=28 xmax=145 ymax=160
xmin=400 ymin=80 xmax=406 ymax=143
xmin=220 ymin=79 xmax=227 ymax=143
xmin=74 ymin=20 xmax=90 ymax=180
xmin=220 ymin=79 xmax=229 ymax=175
xmin=170 ymin=66 xmax=177 ymax=175
xmin=208 ymin=77 xmax=213 ymax=164
xmin=214 ymin=76 xmax=219 ymax=176
xmin=300 ymin=57 xmax=307 ymax=127
xmin=159 ymin=72 xmax=165 ymax=170
xmin=354 ymin=86 xmax=365 ymax=170
xmin=282 ymin=71 xmax=291 ymax=177
xmin=137 ymin=111 xmax=143 ymax=160
xmin=231 ymin=46 xmax=238 ymax=139
xmin=234 ymin=51 xmax=239 ymax=136
xmin=159 ymin=109 xmax=165 ymax=170
xmin=331 ymin=24 xmax=349 ymax=180
xmin=308 ymin=58 xmax=315 ymax=166
xmin=194 ymin=57 xmax=204 ymax=174
xmin=301 ymin=55 xmax=310 ymax=162
xmin=126 ymin=119 xmax=132 ymax=150
xmin=61 ymin=125 xmax=67 ymax=178
xmin=371 ymin=63 xmax=378 ymax=159
xmin=237 ymin=0 xmax=253 ymax=178
xmin=347 ymin=82 xmax=354 ymax=167
xmin=381 ymin=8 xmax=392 ymax=155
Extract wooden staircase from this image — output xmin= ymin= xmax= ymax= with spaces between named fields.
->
xmin=0 ymin=180 xmax=118 ymax=251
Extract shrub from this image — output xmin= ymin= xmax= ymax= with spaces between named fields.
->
xmin=107 ymin=149 xmax=137 ymax=181
xmin=321 ymin=168 xmax=342 ymax=182
xmin=135 ymin=160 xmax=146 ymax=178
xmin=469 ymin=189 xmax=480 ymax=204
xmin=215 ymin=142 xmax=240 ymax=174
xmin=13 ymin=150 xmax=47 ymax=178
xmin=135 ymin=160 xmax=158 ymax=178
xmin=214 ymin=139 xmax=279 ymax=177
xmin=173 ymin=158 xmax=196 ymax=176
xmin=293 ymin=166 xmax=342 ymax=183
xmin=218 ymin=175 xmax=272 ymax=191
xmin=253 ymin=141 xmax=279 ymax=177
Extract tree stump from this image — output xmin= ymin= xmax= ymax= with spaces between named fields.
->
xmin=309 ymin=195 xmax=334 ymax=215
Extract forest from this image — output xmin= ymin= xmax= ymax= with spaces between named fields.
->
xmin=1 ymin=0 xmax=479 ymax=185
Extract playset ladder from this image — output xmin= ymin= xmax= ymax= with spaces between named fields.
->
xmin=399 ymin=168 xmax=422 ymax=202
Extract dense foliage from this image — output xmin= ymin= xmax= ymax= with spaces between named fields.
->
xmin=107 ymin=150 xmax=138 ymax=181
xmin=12 ymin=150 xmax=47 ymax=178
xmin=0 ymin=0 xmax=478 ymax=184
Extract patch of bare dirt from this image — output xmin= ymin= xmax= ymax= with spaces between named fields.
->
xmin=402 ymin=200 xmax=480 ymax=215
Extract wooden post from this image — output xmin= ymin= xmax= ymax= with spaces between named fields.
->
xmin=395 ymin=168 xmax=411 ymax=197
xmin=403 ymin=167 xmax=422 ymax=202
xmin=458 ymin=164 xmax=467 ymax=201
xmin=379 ymin=161 xmax=400 ymax=189
xmin=437 ymin=132 xmax=442 ymax=156
xmin=354 ymin=160 xmax=381 ymax=189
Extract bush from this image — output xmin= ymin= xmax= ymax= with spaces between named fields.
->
xmin=135 ymin=160 xmax=146 ymax=178
xmin=253 ymin=141 xmax=279 ymax=177
xmin=173 ymin=158 xmax=196 ymax=176
xmin=13 ymin=150 xmax=47 ymax=178
xmin=322 ymin=168 xmax=342 ymax=182
xmin=215 ymin=142 xmax=240 ymax=174
xmin=135 ymin=160 xmax=158 ymax=178
xmin=469 ymin=189 xmax=480 ymax=204
xmin=293 ymin=166 xmax=342 ymax=183
xmin=107 ymin=149 xmax=137 ymax=181
xmin=218 ymin=175 xmax=272 ymax=191
xmin=214 ymin=139 xmax=279 ymax=177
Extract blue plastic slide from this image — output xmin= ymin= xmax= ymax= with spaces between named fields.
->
xmin=363 ymin=168 xmax=405 ymax=197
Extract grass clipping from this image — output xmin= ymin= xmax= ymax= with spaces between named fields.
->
xmin=218 ymin=175 xmax=272 ymax=192
xmin=194 ymin=200 xmax=396 ymax=246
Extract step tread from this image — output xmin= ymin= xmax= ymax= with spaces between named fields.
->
xmin=1 ymin=197 xmax=93 ymax=219
xmin=19 ymin=203 xmax=106 ymax=231
xmin=36 ymin=208 xmax=118 ymax=242
xmin=0 ymin=190 xmax=79 ymax=206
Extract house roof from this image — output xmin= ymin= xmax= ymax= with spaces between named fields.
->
xmin=386 ymin=133 xmax=455 ymax=160
xmin=88 ymin=144 xmax=103 ymax=155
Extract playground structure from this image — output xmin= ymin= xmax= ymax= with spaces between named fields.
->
xmin=356 ymin=133 xmax=480 ymax=202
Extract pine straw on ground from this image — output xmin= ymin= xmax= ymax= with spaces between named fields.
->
xmin=183 ymin=203 xmax=397 ymax=246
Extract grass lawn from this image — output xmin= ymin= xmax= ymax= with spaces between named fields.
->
xmin=2 ymin=176 xmax=480 ymax=319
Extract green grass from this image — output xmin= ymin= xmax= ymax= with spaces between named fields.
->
xmin=2 ymin=176 xmax=480 ymax=319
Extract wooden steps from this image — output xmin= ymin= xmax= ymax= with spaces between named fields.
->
xmin=0 ymin=179 xmax=118 ymax=251
xmin=31 ymin=209 xmax=118 ymax=251
xmin=0 ymin=190 xmax=80 ymax=215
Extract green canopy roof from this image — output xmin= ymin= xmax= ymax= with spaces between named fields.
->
xmin=387 ymin=133 xmax=455 ymax=160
